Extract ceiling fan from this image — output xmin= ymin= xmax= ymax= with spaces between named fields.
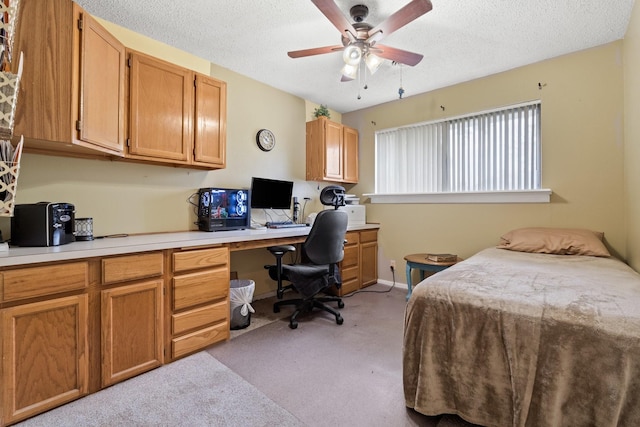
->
xmin=288 ymin=0 xmax=433 ymax=81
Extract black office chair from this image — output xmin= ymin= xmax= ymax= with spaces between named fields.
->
xmin=265 ymin=185 xmax=348 ymax=329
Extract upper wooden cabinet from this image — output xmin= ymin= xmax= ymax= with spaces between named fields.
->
xmin=13 ymin=0 xmax=226 ymax=169
xmin=306 ymin=117 xmax=359 ymax=183
xmin=342 ymin=125 xmax=359 ymax=183
xmin=127 ymin=51 xmax=192 ymax=164
xmin=13 ymin=0 xmax=126 ymax=157
xmin=127 ymin=50 xmax=227 ymax=169
xmin=193 ymin=74 xmax=227 ymax=168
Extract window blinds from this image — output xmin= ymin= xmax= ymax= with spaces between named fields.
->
xmin=375 ymin=102 xmax=541 ymax=194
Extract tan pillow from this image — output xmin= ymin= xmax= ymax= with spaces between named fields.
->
xmin=497 ymin=227 xmax=610 ymax=257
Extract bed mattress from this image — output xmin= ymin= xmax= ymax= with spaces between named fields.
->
xmin=403 ymin=247 xmax=640 ymax=427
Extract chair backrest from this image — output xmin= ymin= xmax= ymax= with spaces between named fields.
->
xmin=319 ymin=185 xmax=346 ymax=209
xmin=303 ymin=208 xmax=348 ymax=265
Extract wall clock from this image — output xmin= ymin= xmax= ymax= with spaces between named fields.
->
xmin=256 ymin=129 xmax=275 ymax=152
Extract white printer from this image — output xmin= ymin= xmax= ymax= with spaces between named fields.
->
xmin=334 ymin=194 xmax=366 ymax=226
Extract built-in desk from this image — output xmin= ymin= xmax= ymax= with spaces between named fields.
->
xmin=0 ymin=224 xmax=379 ymax=426
xmin=0 ymin=224 xmax=379 ymax=267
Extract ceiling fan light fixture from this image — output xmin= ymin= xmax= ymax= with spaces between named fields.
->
xmin=365 ymin=53 xmax=383 ymax=74
xmin=343 ymin=44 xmax=362 ymax=66
xmin=341 ymin=63 xmax=358 ymax=80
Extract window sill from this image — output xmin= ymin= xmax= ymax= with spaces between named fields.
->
xmin=363 ymin=189 xmax=552 ymax=204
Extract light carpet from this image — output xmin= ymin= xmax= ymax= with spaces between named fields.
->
xmin=209 ymin=285 xmax=479 ymax=427
xmin=15 ymin=351 xmax=303 ymax=427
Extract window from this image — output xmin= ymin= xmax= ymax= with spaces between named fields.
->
xmin=369 ymin=101 xmax=550 ymax=203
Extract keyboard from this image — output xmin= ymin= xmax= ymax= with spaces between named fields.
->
xmin=267 ymin=223 xmax=309 ymax=229
xmin=265 ymin=221 xmax=293 ymax=226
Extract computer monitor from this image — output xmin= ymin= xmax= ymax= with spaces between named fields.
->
xmin=250 ymin=177 xmax=293 ymax=210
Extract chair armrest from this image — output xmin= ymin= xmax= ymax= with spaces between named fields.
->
xmin=267 ymin=245 xmax=296 ymax=255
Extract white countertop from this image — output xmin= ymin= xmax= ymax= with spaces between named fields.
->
xmin=0 ymin=224 xmax=380 ymax=268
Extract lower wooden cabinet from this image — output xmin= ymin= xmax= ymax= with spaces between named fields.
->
xmin=333 ymin=229 xmax=378 ymax=296
xmin=101 ymin=279 xmax=164 ymax=387
xmin=1 ymin=295 xmax=89 ymax=426
xmin=0 ymin=245 xmax=234 ymax=425
xmin=360 ymin=230 xmax=378 ymax=287
xmin=170 ymin=247 xmax=230 ymax=361
xmin=339 ymin=231 xmax=361 ymax=294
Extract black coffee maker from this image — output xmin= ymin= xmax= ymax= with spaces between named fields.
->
xmin=11 ymin=202 xmax=76 ymax=247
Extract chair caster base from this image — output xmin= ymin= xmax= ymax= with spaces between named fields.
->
xmin=336 ymin=315 xmax=344 ymax=325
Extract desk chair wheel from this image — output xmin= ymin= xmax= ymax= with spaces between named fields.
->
xmin=336 ymin=314 xmax=344 ymax=325
xmin=290 ymin=319 xmax=298 ymax=329
xmin=338 ymin=300 xmax=345 ymax=309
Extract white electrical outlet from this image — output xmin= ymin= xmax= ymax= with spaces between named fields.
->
xmin=390 ymin=259 xmax=396 ymax=269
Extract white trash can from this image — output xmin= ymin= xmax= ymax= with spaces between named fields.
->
xmin=229 ymin=279 xmax=255 ymax=330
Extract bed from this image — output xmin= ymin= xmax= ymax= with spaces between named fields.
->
xmin=403 ymin=228 xmax=640 ymax=427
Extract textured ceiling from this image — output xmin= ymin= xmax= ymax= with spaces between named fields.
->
xmin=74 ymin=0 xmax=635 ymax=113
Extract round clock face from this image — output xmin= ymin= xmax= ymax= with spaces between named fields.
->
xmin=256 ymin=129 xmax=275 ymax=151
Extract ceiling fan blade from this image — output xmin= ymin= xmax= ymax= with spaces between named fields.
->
xmin=288 ymin=45 xmax=344 ymax=58
xmin=311 ymin=0 xmax=357 ymax=39
xmin=374 ymin=44 xmax=424 ymax=66
xmin=367 ymin=0 xmax=433 ymax=45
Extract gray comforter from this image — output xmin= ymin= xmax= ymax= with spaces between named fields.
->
xmin=403 ymin=248 xmax=640 ymax=427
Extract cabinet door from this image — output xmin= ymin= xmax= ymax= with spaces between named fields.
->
xmin=193 ymin=74 xmax=227 ymax=168
xmin=306 ymin=117 xmax=359 ymax=183
xmin=12 ymin=1 xmax=125 ymax=157
xmin=324 ymin=119 xmax=344 ymax=181
xmin=2 ymin=295 xmax=89 ymax=425
xmin=76 ymin=8 xmax=126 ymax=154
xmin=128 ymin=51 xmax=192 ymax=163
xmin=306 ymin=119 xmax=324 ymax=181
xmin=342 ymin=125 xmax=359 ymax=183
xmin=360 ymin=230 xmax=378 ymax=288
xmin=101 ymin=279 xmax=163 ymax=387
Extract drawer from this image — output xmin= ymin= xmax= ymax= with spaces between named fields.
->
xmin=172 ymin=301 xmax=228 ymax=335
xmin=172 ymin=322 xmax=229 ymax=358
xmin=1 ymin=262 xmax=88 ymax=302
xmin=102 ymin=252 xmax=163 ymax=284
xmin=344 ymin=231 xmax=359 ymax=246
xmin=173 ymin=247 xmax=228 ymax=273
xmin=360 ymin=229 xmax=378 ymax=244
xmin=341 ymin=245 xmax=359 ymax=269
xmin=341 ymin=265 xmax=359 ymax=283
xmin=173 ymin=267 xmax=228 ymax=311
xmin=339 ymin=278 xmax=360 ymax=295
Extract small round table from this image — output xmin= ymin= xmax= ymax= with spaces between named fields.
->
xmin=404 ymin=253 xmax=462 ymax=300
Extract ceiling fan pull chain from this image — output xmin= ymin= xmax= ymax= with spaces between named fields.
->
xmin=363 ymin=60 xmax=369 ymax=90
xmin=357 ymin=61 xmax=362 ymax=100
xmin=398 ymin=63 xmax=405 ymax=99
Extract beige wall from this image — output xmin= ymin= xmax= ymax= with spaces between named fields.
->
xmin=304 ymin=102 xmax=342 ymax=124
xmin=625 ymin=2 xmax=640 ymax=271
xmin=343 ymin=42 xmax=626 ymax=282
xmin=1 ymin=14 xmax=634 ymax=294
